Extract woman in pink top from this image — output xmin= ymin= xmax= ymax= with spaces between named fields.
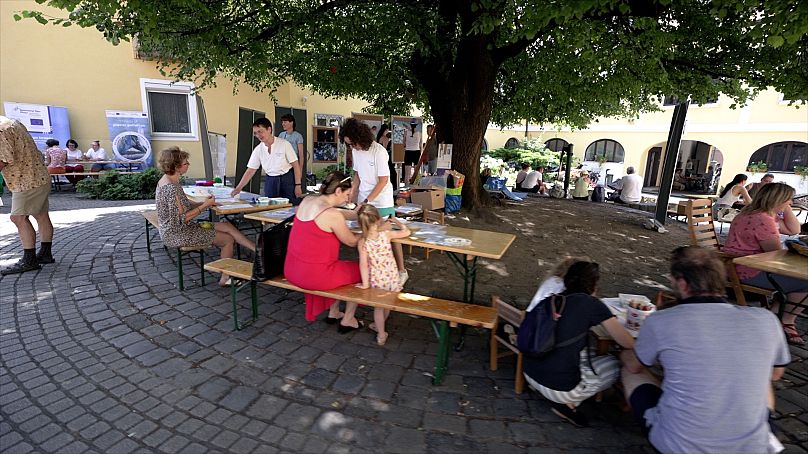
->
xmin=43 ymin=139 xmax=67 ymax=174
xmin=724 ymin=182 xmax=805 ymax=344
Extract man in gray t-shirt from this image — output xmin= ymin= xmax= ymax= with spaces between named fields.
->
xmin=622 ymin=247 xmax=790 ymax=454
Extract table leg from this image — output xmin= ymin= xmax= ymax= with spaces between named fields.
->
xmin=446 ymin=253 xmax=478 ymax=351
xmin=431 ymin=320 xmax=450 ymax=385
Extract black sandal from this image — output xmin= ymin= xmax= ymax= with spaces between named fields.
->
xmin=337 ymin=320 xmax=364 ymax=334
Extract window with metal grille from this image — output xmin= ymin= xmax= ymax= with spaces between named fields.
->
xmin=584 ymin=139 xmax=625 ymax=162
xmin=748 ymin=141 xmax=808 ymax=172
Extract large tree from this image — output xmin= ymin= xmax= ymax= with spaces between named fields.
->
xmin=22 ymin=0 xmax=807 ymax=210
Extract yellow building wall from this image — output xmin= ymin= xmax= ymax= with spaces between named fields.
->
xmin=485 ymin=92 xmax=807 ymax=191
xmin=0 ymin=0 xmax=369 ymax=179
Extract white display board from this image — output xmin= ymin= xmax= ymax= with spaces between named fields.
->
xmin=437 ymin=143 xmax=453 ymax=169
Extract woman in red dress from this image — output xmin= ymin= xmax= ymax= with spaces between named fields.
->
xmin=284 ymin=171 xmax=363 ymax=331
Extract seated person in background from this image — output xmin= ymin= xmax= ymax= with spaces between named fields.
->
xmin=85 ymin=140 xmax=116 ymax=171
xmin=621 ymin=246 xmax=790 ymax=454
xmin=613 ymin=166 xmax=643 ymax=204
xmin=480 ymin=167 xmax=493 ymax=188
xmin=716 ymin=173 xmax=752 ymax=209
xmin=64 ymin=139 xmax=85 ymax=185
xmin=723 ymin=182 xmax=805 ymax=344
xmin=521 ymin=166 xmax=547 ymax=194
xmin=515 ymin=163 xmax=530 ymax=191
xmin=523 ymin=261 xmax=635 ymax=427
xmin=672 ymin=168 xmax=686 ymax=191
xmin=571 ymin=169 xmax=591 ymax=200
xmin=43 ymin=139 xmax=66 ymax=174
xmin=747 ymin=173 xmax=775 ymax=199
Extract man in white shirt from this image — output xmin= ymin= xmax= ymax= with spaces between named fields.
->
xmin=85 ymin=140 xmax=116 ymax=171
xmin=615 ymin=166 xmax=643 ymax=204
xmin=231 ymin=118 xmax=302 ymax=203
xmin=521 ymin=166 xmax=547 ymax=194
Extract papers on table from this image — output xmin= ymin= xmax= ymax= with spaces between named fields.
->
xmin=396 ymin=204 xmax=423 ymax=214
xmin=258 ymin=207 xmax=297 ymax=220
xmin=602 ymin=297 xmax=638 ymax=337
xmin=218 ymin=203 xmax=253 ymax=210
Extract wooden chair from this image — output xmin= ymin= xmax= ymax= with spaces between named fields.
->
xmin=683 ymin=199 xmax=773 ymax=306
xmin=413 ymin=209 xmax=445 ymax=259
xmin=489 ymin=296 xmax=526 ymax=394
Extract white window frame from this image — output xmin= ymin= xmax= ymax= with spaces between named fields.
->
xmin=139 ymin=78 xmax=199 ymax=141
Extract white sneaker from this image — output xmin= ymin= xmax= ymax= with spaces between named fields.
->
xmin=399 ymin=270 xmax=409 ymax=286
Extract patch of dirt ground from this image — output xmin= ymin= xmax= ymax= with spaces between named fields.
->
xmin=400 ymin=197 xmax=689 ymax=309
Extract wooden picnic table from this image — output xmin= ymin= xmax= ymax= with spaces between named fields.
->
xmin=733 ymin=250 xmax=808 ymax=319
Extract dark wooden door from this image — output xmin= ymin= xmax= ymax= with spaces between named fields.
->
xmin=644 ymin=147 xmax=662 ymax=186
xmin=237 ymin=108 xmax=265 ymax=194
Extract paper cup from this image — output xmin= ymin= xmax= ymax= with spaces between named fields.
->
xmin=625 ymin=300 xmax=656 ymax=331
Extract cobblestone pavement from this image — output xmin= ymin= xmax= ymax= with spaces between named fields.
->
xmin=1 ymin=191 xmax=806 ymax=453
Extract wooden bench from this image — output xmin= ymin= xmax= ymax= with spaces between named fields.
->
xmin=142 ymin=211 xmax=209 ymax=290
xmin=204 ymin=258 xmax=497 ymax=385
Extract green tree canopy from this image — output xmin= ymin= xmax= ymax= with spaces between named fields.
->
xmin=22 ymin=0 xmax=807 ymax=209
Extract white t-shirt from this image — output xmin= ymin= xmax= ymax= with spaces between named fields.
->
xmin=67 ymin=149 xmax=83 ymax=161
xmin=85 ymin=147 xmax=107 ymax=160
xmin=619 ymin=173 xmax=643 ymax=203
xmin=516 ymin=170 xmax=528 ymax=185
xmin=352 ymin=141 xmax=394 ymax=209
xmin=522 ymin=170 xmax=543 ymax=189
xmin=246 ymin=137 xmax=298 ymax=176
xmin=404 ymin=130 xmax=421 ymax=150
xmin=527 ymin=276 xmax=565 ymax=312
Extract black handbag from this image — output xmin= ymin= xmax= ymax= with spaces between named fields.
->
xmin=253 ymin=215 xmax=295 ymax=281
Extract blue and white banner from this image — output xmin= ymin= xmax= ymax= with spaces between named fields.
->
xmin=106 ymin=110 xmax=152 ymax=168
xmin=3 ymin=102 xmax=71 ymax=150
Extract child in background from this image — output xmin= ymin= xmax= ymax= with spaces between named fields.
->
xmin=356 ymin=205 xmax=412 ymax=346
xmin=527 ymin=255 xmax=591 ymax=311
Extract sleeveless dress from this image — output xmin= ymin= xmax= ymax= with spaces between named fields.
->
xmin=716 ymin=185 xmax=742 ymax=207
xmin=155 ymin=182 xmax=215 ymax=248
xmin=284 ymin=209 xmax=361 ymax=321
xmin=364 ymin=232 xmax=403 ymax=292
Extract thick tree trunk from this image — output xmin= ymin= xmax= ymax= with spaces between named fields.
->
xmin=446 ymin=36 xmax=497 ymax=210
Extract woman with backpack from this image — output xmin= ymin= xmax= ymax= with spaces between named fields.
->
xmin=522 ymin=261 xmax=635 ymax=427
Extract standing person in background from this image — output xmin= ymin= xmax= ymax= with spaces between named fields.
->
xmin=85 ymin=140 xmax=115 ymax=171
xmin=231 ymin=118 xmax=302 ymax=203
xmin=0 ymin=116 xmax=55 ymax=275
xmin=43 ymin=139 xmax=67 ymax=175
xmin=341 ymin=118 xmax=409 ymax=286
xmin=376 ymin=124 xmax=396 ymax=193
xmin=425 ymin=124 xmax=438 ymax=175
xmin=278 ymin=114 xmax=307 ymax=186
xmin=402 ymin=119 xmax=421 ymax=184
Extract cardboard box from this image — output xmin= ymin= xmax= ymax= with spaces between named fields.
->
xmin=410 ymin=189 xmax=445 ymax=210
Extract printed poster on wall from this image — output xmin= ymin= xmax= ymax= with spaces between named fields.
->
xmin=3 ymin=102 xmax=71 ymax=149
xmin=437 ymin=143 xmax=452 ymax=169
xmin=106 ymin=110 xmax=152 ymax=168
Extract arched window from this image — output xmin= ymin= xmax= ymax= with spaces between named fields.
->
xmin=748 ymin=141 xmax=807 ymax=172
xmin=545 ymin=138 xmax=568 ymax=152
xmin=504 ymin=137 xmax=521 ymax=149
xmin=585 ymin=139 xmax=625 ymax=162
xmin=481 ymin=139 xmax=488 ymax=152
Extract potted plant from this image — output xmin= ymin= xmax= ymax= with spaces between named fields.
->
xmin=795 ymin=166 xmax=808 ymax=181
xmin=746 ymin=161 xmax=768 ymax=173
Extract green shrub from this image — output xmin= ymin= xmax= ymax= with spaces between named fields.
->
xmin=486 ymin=138 xmax=560 ymax=169
xmin=76 ymin=168 xmax=162 ymax=200
xmin=315 ymin=164 xmax=341 ymax=182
